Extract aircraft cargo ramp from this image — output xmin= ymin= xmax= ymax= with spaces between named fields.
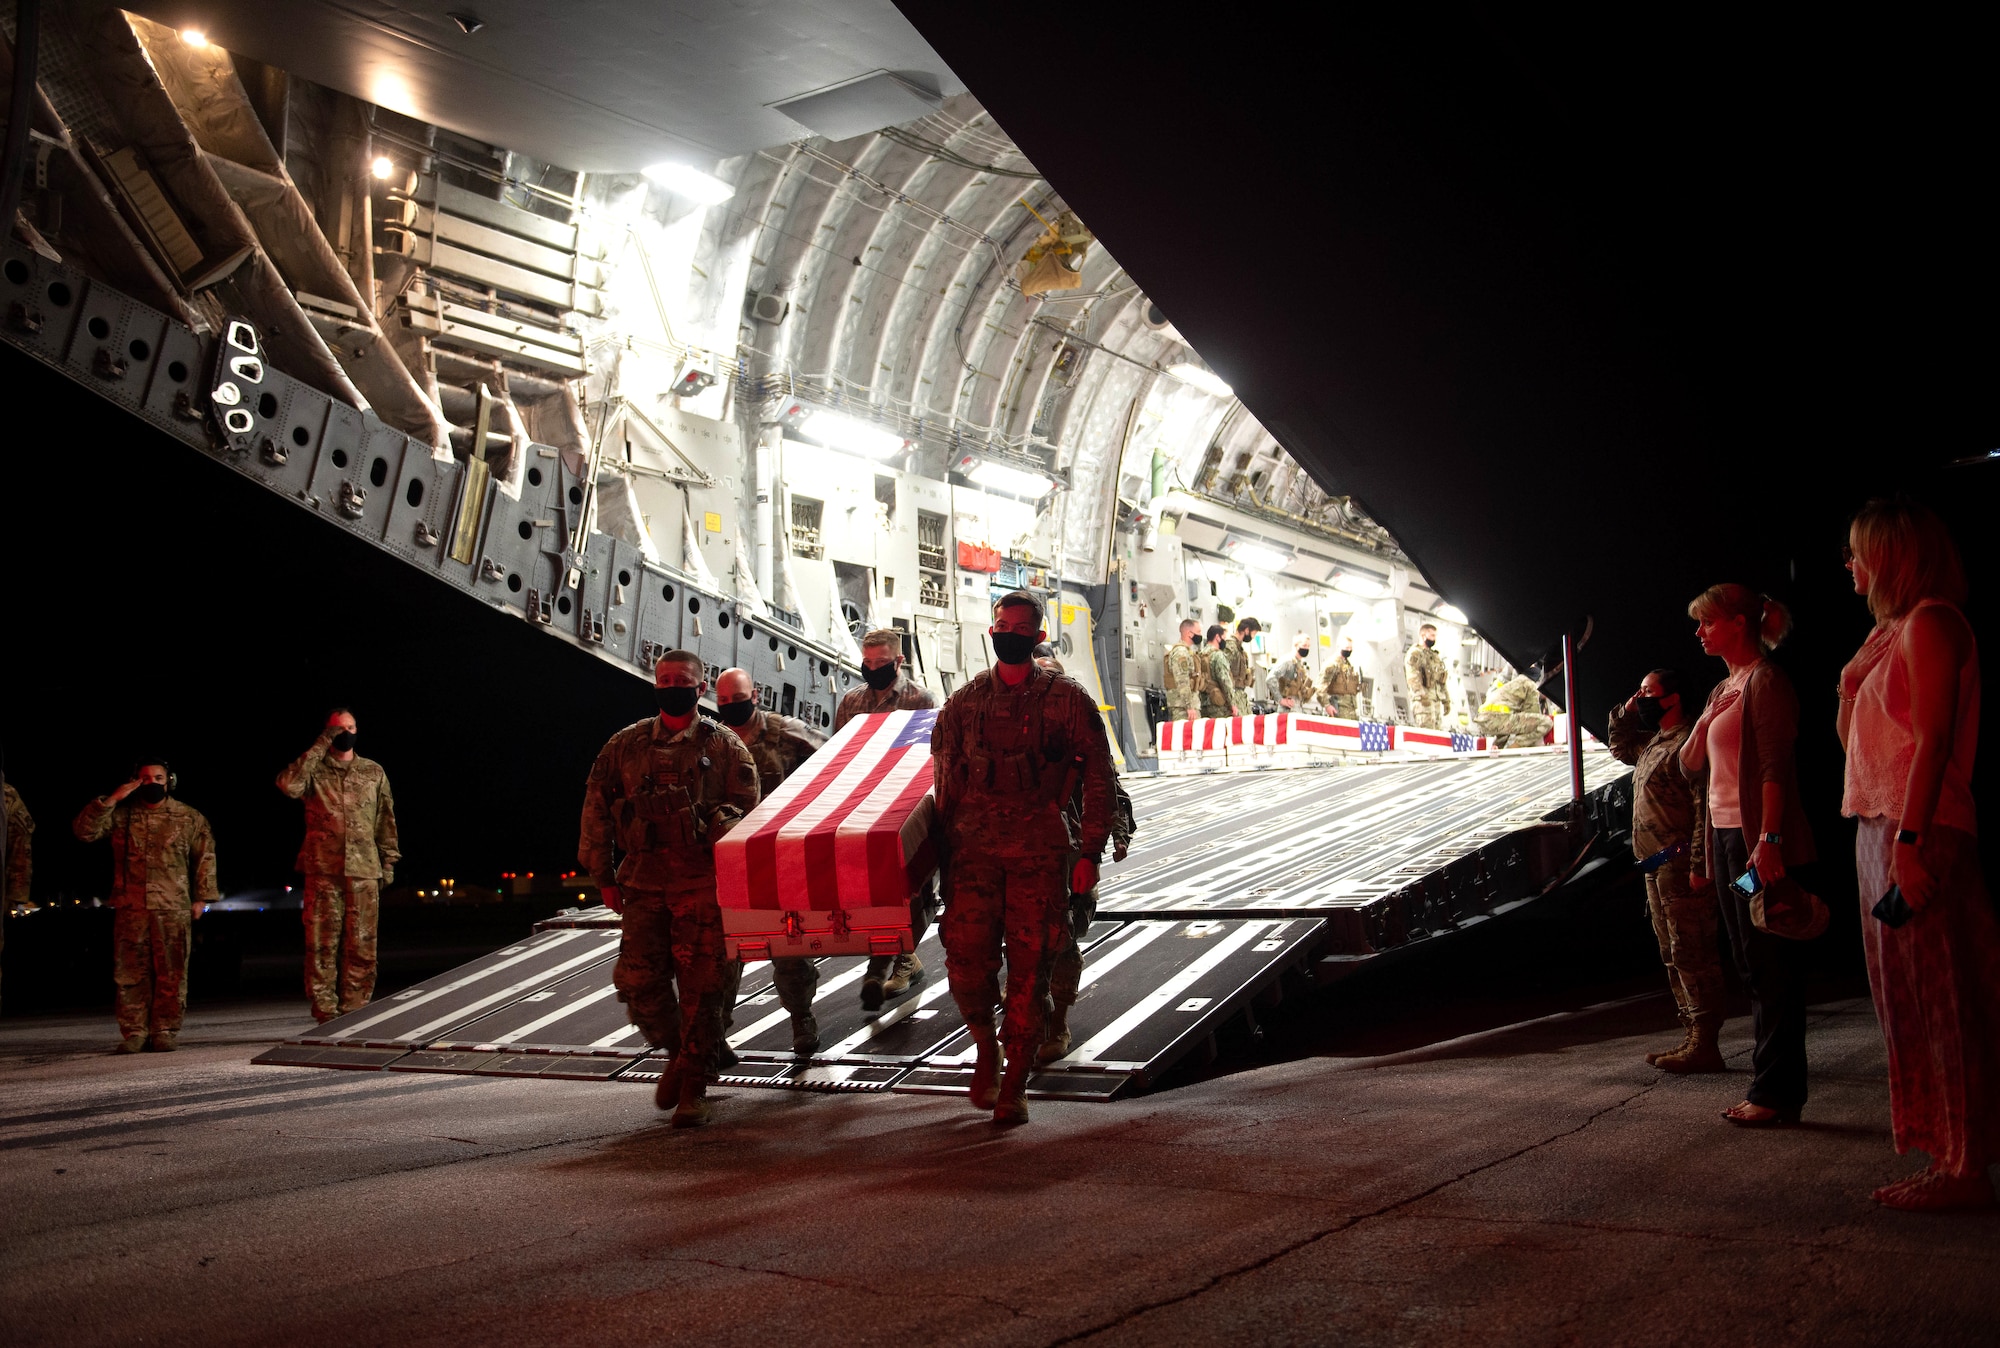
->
xmin=257 ymin=749 xmax=1633 ymax=1101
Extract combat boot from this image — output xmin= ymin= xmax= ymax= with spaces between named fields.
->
xmin=652 ymin=1058 xmax=683 ymax=1111
xmin=881 ymin=952 xmax=925 ymax=998
xmin=148 ymin=1030 xmax=178 ymax=1053
xmin=116 ymin=1033 xmax=146 ymax=1054
xmin=993 ymin=1047 xmax=1032 ymax=1125
xmin=717 ymin=1041 xmax=740 ymax=1071
xmin=1658 ymin=1019 xmax=1725 ymax=1074
xmin=1036 ymin=1004 xmax=1072 ymax=1066
xmin=671 ymin=1073 xmax=712 ymax=1129
xmin=791 ymin=1011 xmax=820 ymax=1058
xmin=859 ymin=956 xmax=889 ymax=1012
xmin=1646 ymin=1021 xmax=1693 ymax=1067
xmin=968 ymin=1026 xmax=1001 ymax=1110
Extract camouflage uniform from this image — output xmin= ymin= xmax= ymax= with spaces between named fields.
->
xmin=933 ymin=666 xmax=1116 ymax=1062
xmin=1269 ymin=656 xmax=1316 ymax=708
xmin=1162 ymin=641 xmax=1199 ymax=720
xmin=1199 ymin=646 xmax=1234 ymax=718
xmin=4 ymin=783 xmax=32 ymax=996
xmin=1323 ymin=655 xmax=1363 ymax=719
xmin=579 ymin=715 xmax=759 ymax=1083
xmin=1477 ymin=673 xmax=1554 ymax=749
xmin=1405 ymin=641 xmax=1451 ymax=728
xmin=1041 ymin=778 xmax=1135 ymax=1060
xmin=1608 ymin=704 xmax=1722 ymax=1037
xmin=836 ymin=672 xmax=942 ymax=988
xmin=277 ymin=730 xmax=401 ymax=1020
xmin=1221 ymin=634 xmax=1254 ymax=715
xmin=717 ymin=708 xmax=825 ymax=1036
xmin=73 ymin=793 xmax=218 ymax=1043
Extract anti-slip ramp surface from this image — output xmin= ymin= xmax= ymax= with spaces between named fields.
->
xmin=255 ymin=750 xmax=1632 ymax=1098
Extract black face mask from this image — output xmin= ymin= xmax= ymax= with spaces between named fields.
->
xmin=716 ymin=698 xmax=755 ymax=727
xmin=862 ymin=662 xmax=900 ymax=690
xmin=1297 ymin=648 xmax=1310 ymax=660
xmin=1424 ymin=638 xmax=1436 ymax=649
xmin=655 ymin=685 xmax=700 ymax=717
xmin=1341 ymin=648 xmax=1353 ymax=659
xmin=135 ymin=782 xmax=167 ymax=805
xmin=990 ymin=631 xmax=1036 ymax=666
xmin=1634 ymin=695 xmax=1666 ymax=730
xmin=330 ymin=730 xmax=356 ymax=753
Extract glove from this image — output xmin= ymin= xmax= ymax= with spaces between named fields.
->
xmin=381 ymin=866 xmax=394 ymax=887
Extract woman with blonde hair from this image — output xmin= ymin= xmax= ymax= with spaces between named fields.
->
xmin=1839 ymin=497 xmax=1999 ymax=1210
xmin=1680 ymin=582 xmax=1816 ymax=1126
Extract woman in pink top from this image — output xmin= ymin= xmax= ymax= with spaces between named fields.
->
xmin=1680 ymin=583 xmax=1816 ymax=1127
xmin=1839 ymin=498 xmax=1999 ymax=1211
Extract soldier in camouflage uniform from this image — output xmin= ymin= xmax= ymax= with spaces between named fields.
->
xmin=1405 ymin=624 xmax=1451 ymax=728
xmin=1268 ymin=636 xmax=1317 ymax=710
xmin=581 ymin=650 xmax=760 ymax=1127
xmin=837 ymin=628 xmax=941 ymax=1008
xmin=934 ymin=591 xmax=1116 ymax=1123
xmin=1199 ymin=625 xmax=1234 ymax=718
xmin=1162 ymin=619 xmax=1201 ymax=722
xmin=4 ymin=780 xmax=33 ymax=997
xmin=1608 ymin=669 xmax=1723 ymax=1072
xmin=1323 ymin=641 xmax=1363 ymax=718
xmin=277 ymin=708 xmax=400 ymax=1022
xmin=1223 ymin=619 xmax=1258 ymax=715
xmin=713 ymin=666 xmax=825 ymax=1056
xmin=73 ymin=757 xmax=218 ymax=1052
xmin=1476 ymin=671 xmax=1555 ymax=749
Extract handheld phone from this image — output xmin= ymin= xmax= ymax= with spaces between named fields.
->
xmin=1732 ymin=866 xmax=1761 ymax=897
xmin=1871 ymin=884 xmax=1913 ymax=929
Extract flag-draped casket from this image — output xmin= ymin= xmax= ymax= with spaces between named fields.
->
xmin=715 ymin=709 xmax=938 ymax=961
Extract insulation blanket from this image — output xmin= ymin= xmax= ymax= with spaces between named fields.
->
xmin=716 ymin=709 xmax=937 ymax=960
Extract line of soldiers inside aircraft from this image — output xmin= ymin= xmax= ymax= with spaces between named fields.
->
xmin=1159 ymin=617 xmax=1554 ymax=749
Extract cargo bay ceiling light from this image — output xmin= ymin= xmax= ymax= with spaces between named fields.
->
xmin=1227 ymin=540 xmax=1294 ymax=573
xmin=179 ymin=28 xmax=208 ymax=47
xmin=1437 ymin=603 xmax=1469 ymax=625
xmin=371 ymin=156 xmax=395 ymax=180
xmin=641 ymin=162 xmax=735 ymax=205
xmin=966 ymin=458 xmax=1056 ymax=499
xmin=802 ymin=410 xmax=907 ymax=460
xmin=1165 ymin=363 xmax=1232 ymax=399
xmin=1333 ymin=572 xmax=1388 ymax=600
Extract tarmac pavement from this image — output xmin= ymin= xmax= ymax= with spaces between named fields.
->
xmin=2 ymin=989 xmax=1995 ymax=1346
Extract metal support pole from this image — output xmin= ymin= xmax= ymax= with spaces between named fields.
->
xmin=0 ymin=0 xmax=42 ymax=238
xmin=1564 ymin=630 xmax=1584 ymax=808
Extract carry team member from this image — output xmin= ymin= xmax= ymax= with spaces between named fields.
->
xmin=933 ymin=591 xmax=1116 ymax=1124
xmin=580 ymin=651 xmax=760 ymax=1127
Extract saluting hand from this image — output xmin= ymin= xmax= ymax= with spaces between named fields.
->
xmin=108 ymin=778 xmax=142 ymax=803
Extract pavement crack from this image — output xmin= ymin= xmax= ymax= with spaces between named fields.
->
xmin=1044 ymin=1079 xmax=1663 ymax=1346
xmin=665 ymin=1255 xmax=1028 ymax=1318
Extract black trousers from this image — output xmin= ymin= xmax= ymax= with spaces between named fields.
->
xmin=1713 ymin=827 xmax=1809 ymax=1113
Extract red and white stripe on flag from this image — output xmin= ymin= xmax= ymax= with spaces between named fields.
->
xmin=1398 ymin=725 xmax=1457 ymax=754
xmin=716 ymin=709 xmax=937 ymax=915
xmin=1228 ymin=713 xmax=1292 ymax=746
xmin=1158 ymin=716 xmax=1224 ymax=755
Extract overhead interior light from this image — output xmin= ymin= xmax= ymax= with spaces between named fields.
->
xmin=1230 ymin=542 xmax=1293 ymax=572
xmin=179 ymin=28 xmax=209 ymax=47
xmin=1437 ymin=603 xmax=1469 ymax=625
xmin=371 ymin=156 xmax=395 ymax=180
xmin=968 ymin=459 xmax=1056 ymax=498
xmin=1165 ymin=362 xmax=1232 ymax=399
xmin=642 ymin=162 xmax=735 ymax=205
xmin=804 ymin=410 xmax=907 ymax=460
xmin=1333 ymin=572 xmax=1387 ymax=600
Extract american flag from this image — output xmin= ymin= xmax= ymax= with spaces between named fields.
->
xmin=1450 ymin=729 xmax=1484 ymax=752
xmin=1358 ymin=722 xmax=1393 ymax=752
xmin=715 ymin=709 xmax=938 ymax=917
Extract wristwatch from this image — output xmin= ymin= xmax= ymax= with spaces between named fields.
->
xmin=1760 ymin=832 xmax=1783 ymax=845
xmin=1897 ymin=828 xmax=1922 ymax=846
